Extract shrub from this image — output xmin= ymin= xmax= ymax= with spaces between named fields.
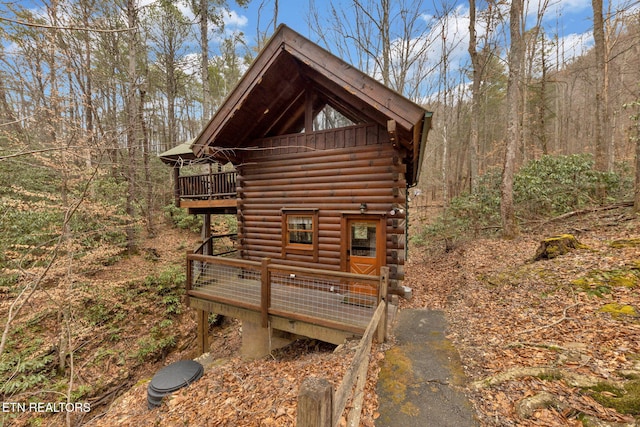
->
xmin=514 ymin=154 xmax=620 ymax=217
xmin=142 ymin=266 xmax=186 ymax=315
xmin=416 ymin=154 xmax=629 ymax=249
xmin=163 ymin=203 xmax=202 ymax=233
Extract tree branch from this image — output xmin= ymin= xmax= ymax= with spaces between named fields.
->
xmin=0 ymin=16 xmax=132 ymax=33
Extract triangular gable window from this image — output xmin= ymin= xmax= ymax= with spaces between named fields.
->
xmin=313 ymin=104 xmax=356 ymax=131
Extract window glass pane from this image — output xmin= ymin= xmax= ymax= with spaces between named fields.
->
xmin=351 ymin=222 xmax=376 ymax=257
xmin=287 ymin=215 xmax=313 ymax=245
xmin=288 ymin=216 xmax=312 ymax=230
xmin=289 ymin=230 xmax=313 ymax=244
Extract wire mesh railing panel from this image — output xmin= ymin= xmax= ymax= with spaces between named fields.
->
xmin=191 ymin=260 xmax=261 ymax=306
xmin=269 ymin=272 xmax=376 ymax=329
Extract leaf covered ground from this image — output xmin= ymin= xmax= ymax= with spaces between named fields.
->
xmin=403 ymin=207 xmax=640 ymax=426
xmin=5 ymin=207 xmax=640 ymax=426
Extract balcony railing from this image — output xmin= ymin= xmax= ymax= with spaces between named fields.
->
xmin=177 ymin=171 xmax=237 ymax=200
xmin=186 ymin=255 xmax=389 ymax=336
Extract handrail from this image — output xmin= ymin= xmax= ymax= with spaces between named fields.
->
xmin=188 ymin=254 xmax=380 ymax=285
xmin=177 ymin=171 xmax=237 ymax=200
xmin=297 ymin=268 xmax=389 ymax=427
xmin=188 ymin=253 xmax=261 ymax=268
xmin=296 ymin=268 xmax=389 ymax=427
xmin=192 ymin=233 xmax=238 ymax=256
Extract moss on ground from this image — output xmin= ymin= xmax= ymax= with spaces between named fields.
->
xmin=586 ymin=380 xmax=640 ymax=415
xmin=378 ymin=347 xmax=413 ymax=405
xmin=571 ymin=267 xmax=640 ymax=297
xmin=609 ymin=238 xmax=640 ymax=249
xmin=599 ymin=303 xmax=638 ymax=318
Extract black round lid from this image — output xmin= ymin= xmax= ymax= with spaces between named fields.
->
xmin=149 ymin=360 xmax=204 ymax=394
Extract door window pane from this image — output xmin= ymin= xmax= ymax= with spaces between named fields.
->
xmin=351 ymin=222 xmax=376 ymax=257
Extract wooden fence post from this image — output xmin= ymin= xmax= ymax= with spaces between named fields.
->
xmin=297 ymin=377 xmax=333 ymax=427
xmin=377 ymin=267 xmax=389 ymax=343
xmin=261 ymin=258 xmax=271 ymax=328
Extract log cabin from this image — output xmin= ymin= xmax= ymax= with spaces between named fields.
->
xmin=161 ymin=25 xmax=432 ymax=358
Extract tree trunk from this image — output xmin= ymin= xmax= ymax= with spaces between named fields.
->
xmin=125 ymin=0 xmax=138 ymax=254
xmin=467 ymin=0 xmax=480 ymax=192
xmin=200 ymin=0 xmax=211 ymax=123
xmin=82 ymin=0 xmax=94 ymax=169
xmin=139 ymin=84 xmax=155 ymax=237
xmin=501 ymin=0 xmax=524 ymax=239
xmin=592 ymin=0 xmax=607 ymax=172
xmin=380 ymin=0 xmax=390 ymax=87
xmin=635 ymin=130 xmax=640 ymax=213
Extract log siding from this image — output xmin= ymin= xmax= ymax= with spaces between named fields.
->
xmin=235 ymin=123 xmax=407 ymax=284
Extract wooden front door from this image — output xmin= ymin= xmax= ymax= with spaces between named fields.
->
xmin=345 ymin=217 xmax=385 ymax=300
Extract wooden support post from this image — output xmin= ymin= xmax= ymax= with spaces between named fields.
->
xmin=185 ymin=252 xmax=192 ymax=306
xmin=196 ymin=309 xmax=209 ymax=355
xmin=260 ymin=258 xmax=271 ymax=328
xmin=203 ymin=214 xmax=212 ymax=256
xmin=173 ymin=167 xmax=181 ymax=207
xmin=377 ymin=267 xmax=389 ymax=343
xmin=297 ymin=377 xmax=333 ymax=427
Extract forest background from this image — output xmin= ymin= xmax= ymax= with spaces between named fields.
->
xmin=0 ymin=0 xmax=639 ymax=425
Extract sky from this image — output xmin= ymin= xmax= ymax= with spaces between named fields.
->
xmin=212 ymin=0 xmax=628 ymax=92
xmin=225 ymin=0 xmax=602 ymax=54
xmin=6 ymin=0 xmax=637 ymax=101
xmin=208 ymin=0 xmax=625 ymax=99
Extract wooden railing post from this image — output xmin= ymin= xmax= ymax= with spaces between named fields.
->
xmin=260 ymin=258 xmax=271 ymax=328
xmin=377 ymin=267 xmax=389 ymax=343
xmin=297 ymin=377 xmax=333 ymax=427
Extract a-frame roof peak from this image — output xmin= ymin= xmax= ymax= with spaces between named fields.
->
xmin=194 ymin=26 xmax=426 ymax=147
xmin=191 ymin=24 xmax=431 ymax=183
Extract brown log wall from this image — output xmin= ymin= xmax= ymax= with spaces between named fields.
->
xmin=236 ymin=124 xmax=407 ymax=283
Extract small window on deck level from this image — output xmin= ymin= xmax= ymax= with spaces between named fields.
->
xmin=282 ymin=209 xmax=319 ymax=261
xmin=287 ymin=215 xmax=314 ymax=245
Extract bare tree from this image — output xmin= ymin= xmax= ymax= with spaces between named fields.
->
xmin=592 ymin=0 xmax=607 ymax=173
xmin=521 ymin=0 xmax=550 ymax=162
xmin=468 ymin=0 xmax=481 ymax=192
xmin=145 ymin=0 xmax=191 ymax=153
xmin=125 ymin=0 xmax=139 ymax=254
xmin=501 ymin=0 xmax=525 ymax=239
xmin=467 ymin=0 xmax=500 ymax=191
xmin=309 ymin=0 xmax=438 ymax=100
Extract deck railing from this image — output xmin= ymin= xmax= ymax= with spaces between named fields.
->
xmin=192 ymin=233 xmax=238 ymax=257
xmin=297 ymin=299 xmax=387 ymax=427
xmin=186 ymin=254 xmax=387 ymax=335
xmin=178 ymin=171 xmax=237 ymax=200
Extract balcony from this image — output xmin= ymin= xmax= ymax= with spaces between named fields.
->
xmin=173 ymin=171 xmax=237 ymax=214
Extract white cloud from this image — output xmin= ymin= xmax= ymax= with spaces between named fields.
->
xmin=556 ymin=32 xmax=594 ymax=62
xmin=223 ymin=9 xmax=248 ymax=29
xmin=543 ymin=0 xmax=592 ymax=18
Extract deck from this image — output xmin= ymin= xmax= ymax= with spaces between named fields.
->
xmin=186 ymin=254 xmax=388 ymax=344
xmin=174 ymin=171 xmax=237 ymax=213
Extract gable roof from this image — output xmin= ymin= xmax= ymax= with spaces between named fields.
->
xmin=191 ymin=24 xmax=432 ymax=185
